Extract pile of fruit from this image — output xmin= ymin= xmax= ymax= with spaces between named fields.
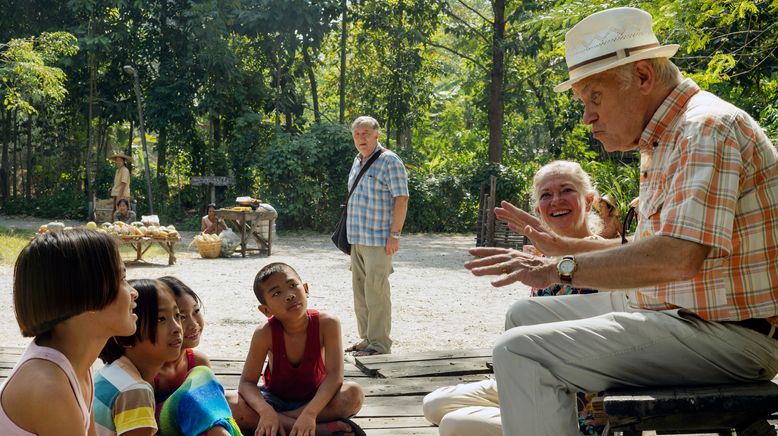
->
xmin=193 ymin=232 xmax=221 ymax=244
xmin=36 ymin=221 xmax=180 ymax=240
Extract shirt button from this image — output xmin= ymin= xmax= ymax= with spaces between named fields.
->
xmin=653 ymin=141 xmax=659 ymax=147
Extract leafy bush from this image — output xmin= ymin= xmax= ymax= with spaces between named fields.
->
xmin=257 ymin=123 xmax=354 ymax=232
xmin=2 ymin=190 xmax=88 ymax=219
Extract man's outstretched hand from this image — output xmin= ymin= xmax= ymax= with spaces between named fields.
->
xmin=465 ymin=247 xmax=554 ymax=289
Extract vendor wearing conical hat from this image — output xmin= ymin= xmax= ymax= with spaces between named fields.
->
xmin=109 ymin=152 xmax=132 ymax=215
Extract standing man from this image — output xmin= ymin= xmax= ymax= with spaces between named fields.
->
xmin=466 ymin=7 xmax=778 ymax=435
xmin=109 ymin=153 xmax=132 ymax=217
xmin=345 ymin=116 xmax=409 ymax=357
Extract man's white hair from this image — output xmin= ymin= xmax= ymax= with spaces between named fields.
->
xmin=351 ymin=116 xmax=380 ymax=132
xmin=612 ymin=58 xmax=683 ymax=90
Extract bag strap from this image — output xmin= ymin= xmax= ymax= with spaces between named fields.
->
xmin=621 ymin=205 xmax=637 ymax=244
xmin=342 ymin=148 xmax=385 ymax=213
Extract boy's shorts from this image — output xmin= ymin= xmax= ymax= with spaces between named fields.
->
xmin=259 ymin=385 xmax=310 ymax=412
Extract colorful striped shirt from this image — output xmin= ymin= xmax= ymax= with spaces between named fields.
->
xmin=94 ymin=356 xmax=157 ymax=436
xmin=346 ymin=144 xmax=409 ymax=246
xmin=629 ymin=78 xmax=778 ymax=321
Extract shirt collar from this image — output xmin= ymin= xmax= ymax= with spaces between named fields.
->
xmin=359 ymin=143 xmax=383 ymax=163
xmin=639 ymin=78 xmax=700 ymax=150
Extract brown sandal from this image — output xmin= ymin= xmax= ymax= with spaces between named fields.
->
xmin=352 ymin=347 xmax=382 ymax=357
xmin=345 ymin=341 xmax=368 ymax=353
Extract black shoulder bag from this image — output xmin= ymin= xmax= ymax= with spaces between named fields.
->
xmin=331 ymin=149 xmax=384 ymax=255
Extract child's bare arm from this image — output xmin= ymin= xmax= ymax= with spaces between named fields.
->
xmin=193 ymin=349 xmax=211 ymax=367
xmin=297 ymin=313 xmax=345 ymax=421
xmin=239 ymin=324 xmax=283 ymax=435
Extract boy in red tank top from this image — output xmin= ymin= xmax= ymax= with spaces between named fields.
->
xmin=232 ymin=262 xmax=365 ymax=436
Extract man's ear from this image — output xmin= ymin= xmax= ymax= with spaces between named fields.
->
xmin=258 ymin=304 xmax=272 ymax=318
xmin=303 ymin=282 xmax=309 ymax=295
xmin=634 ymin=60 xmax=656 ymax=95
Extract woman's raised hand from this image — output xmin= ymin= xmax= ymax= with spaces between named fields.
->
xmin=494 ymin=201 xmax=571 ymax=256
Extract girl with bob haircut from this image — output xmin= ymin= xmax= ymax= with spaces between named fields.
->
xmin=94 ymin=279 xmax=239 ymax=436
xmin=1 ymin=229 xmax=138 ymax=435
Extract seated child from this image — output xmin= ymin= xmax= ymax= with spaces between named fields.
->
xmin=94 ymin=278 xmax=240 ymax=436
xmin=1 ymin=229 xmax=137 ymax=435
xmin=233 ymin=262 xmax=365 ymax=436
xmin=154 ymin=276 xmax=211 ymax=403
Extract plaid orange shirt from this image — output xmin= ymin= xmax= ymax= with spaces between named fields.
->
xmin=630 ymin=79 xmax=778 ymax=321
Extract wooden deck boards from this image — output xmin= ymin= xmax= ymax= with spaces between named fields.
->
xmin=0 ymin=345 xmax=491 ymax=434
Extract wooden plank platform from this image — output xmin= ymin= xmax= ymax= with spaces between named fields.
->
xmin=0 ymin=345 xmax=491 ymax=434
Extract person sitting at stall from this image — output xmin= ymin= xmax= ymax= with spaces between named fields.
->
xmin=201 ymin=203 xmax=227 ymax=235
xmin=594 ymin=194 xmax=621 ymax=239
xmin=113 ymin=198 xmax=137 ymax=224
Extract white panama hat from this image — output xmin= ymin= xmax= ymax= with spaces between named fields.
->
xmin=554 ymin=7 xmax=679 ymax=93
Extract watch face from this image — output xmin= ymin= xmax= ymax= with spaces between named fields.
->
xmin=559 ymin=259 xmax=575 ymax=274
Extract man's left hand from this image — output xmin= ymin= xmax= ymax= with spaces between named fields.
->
xmin=385 ymin=236 xmax=400 ymax=255
xmin=465 ymin=248 xmax=555 ymax=289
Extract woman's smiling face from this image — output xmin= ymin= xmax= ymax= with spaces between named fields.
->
xmin=535 ymin=171 xmax=592 ymax=238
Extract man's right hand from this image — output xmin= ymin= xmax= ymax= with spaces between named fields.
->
xmin=494 ymin=200 xmax=573 ymax=256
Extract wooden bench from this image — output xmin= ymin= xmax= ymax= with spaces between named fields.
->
xmin=0 ymin=346 xmax=492 ymax=435
xmin=597 ymin=381 xmax=778 ymax=435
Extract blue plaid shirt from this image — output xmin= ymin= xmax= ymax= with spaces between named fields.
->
xmin=346 ymin=145 xmax=409 ymax=246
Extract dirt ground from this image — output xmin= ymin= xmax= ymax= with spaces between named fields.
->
xmin=0 ymin=215 xmax=530 ymax=361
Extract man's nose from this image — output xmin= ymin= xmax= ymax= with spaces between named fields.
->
xmin=582 ymin=106 xmax=597 ymax=124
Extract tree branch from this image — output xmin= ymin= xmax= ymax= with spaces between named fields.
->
xmin=423 ymin=39 xmax=489 ymax=73
xmin=455 ymin=0 xmax=490 ymax=24
xmin=433 ymin=0 xmax=490 ymax=45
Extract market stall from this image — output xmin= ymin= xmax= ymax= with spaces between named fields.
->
xmin=215 ymin=203 xmax=277 ymax=257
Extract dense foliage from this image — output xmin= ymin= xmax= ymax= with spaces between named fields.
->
xmin=0 ymin=0 xmax=776 ymax=232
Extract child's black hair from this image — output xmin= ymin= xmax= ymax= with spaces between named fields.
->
xmin=14 ymin=229 xmax=122 ymax=338
xmin=253 ymin=262 xmax=301 ymax=304
xmin=99 ymin=279 xmax=172 ymax=364
xmin=159 ymin=276 xmax=203 ymax=308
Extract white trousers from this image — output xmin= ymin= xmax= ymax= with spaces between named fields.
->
xmin=422 ymin=378 xmax=502 ymax=436
xmin=494 ymin=292 xmax=778 ymax=436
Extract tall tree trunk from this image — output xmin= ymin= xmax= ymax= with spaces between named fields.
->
xmin=85 ymin=54 xmax=95 ymax=202
xmin=1 ymin=110 xmax=8 ymax=207
xmin=402 ymin=127 xmax=412 ymax=155
xmin=487 ymin=0 xmax=505 ymax=163
xmin=302 ymin=45 xmax=321 ymax=124
xmin=25 ymin=116 xmax=32 ymax=200
xmin=339 ymin=0 xmax=347 ymax=124
xmin=12 ymin=111 xmax=18 ymax=198
xmin=157 ymin=124 xmax=168 ymax=199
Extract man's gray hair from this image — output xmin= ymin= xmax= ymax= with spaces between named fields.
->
xmin=351 ymin=116 xmax=380 ymax=132
xmin=613 ymin=58 xmax=683 ymax=90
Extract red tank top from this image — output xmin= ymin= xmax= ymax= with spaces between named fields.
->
xmin=263 ymin=309 xmax=327 ymax=402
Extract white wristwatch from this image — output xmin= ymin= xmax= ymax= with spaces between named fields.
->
xmin=557 ymin=256 xmax=577 ymax=284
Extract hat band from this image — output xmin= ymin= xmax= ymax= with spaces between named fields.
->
xmin=568 ymin=42 xmax=660 ymax=72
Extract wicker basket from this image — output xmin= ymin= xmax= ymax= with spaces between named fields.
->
xmin=195 ymin=239 xmax=222 ymax=258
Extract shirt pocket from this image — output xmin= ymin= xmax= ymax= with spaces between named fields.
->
xmin=639 ymin=173 xmax=666 ymax=236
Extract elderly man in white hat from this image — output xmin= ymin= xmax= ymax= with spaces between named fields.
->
xmin=109 ymin=152 xmax=132 ymax=216
xmin=466 ymin=7 xmax=778 ymax=435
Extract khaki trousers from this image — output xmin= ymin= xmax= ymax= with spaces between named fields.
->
xmin=494 ymin=292 xmax=778 ymax=436
xmin=422 ymin=378 xmax=502 ymax=436
xmin=350 ymin=244 xmax=393 ymax=354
